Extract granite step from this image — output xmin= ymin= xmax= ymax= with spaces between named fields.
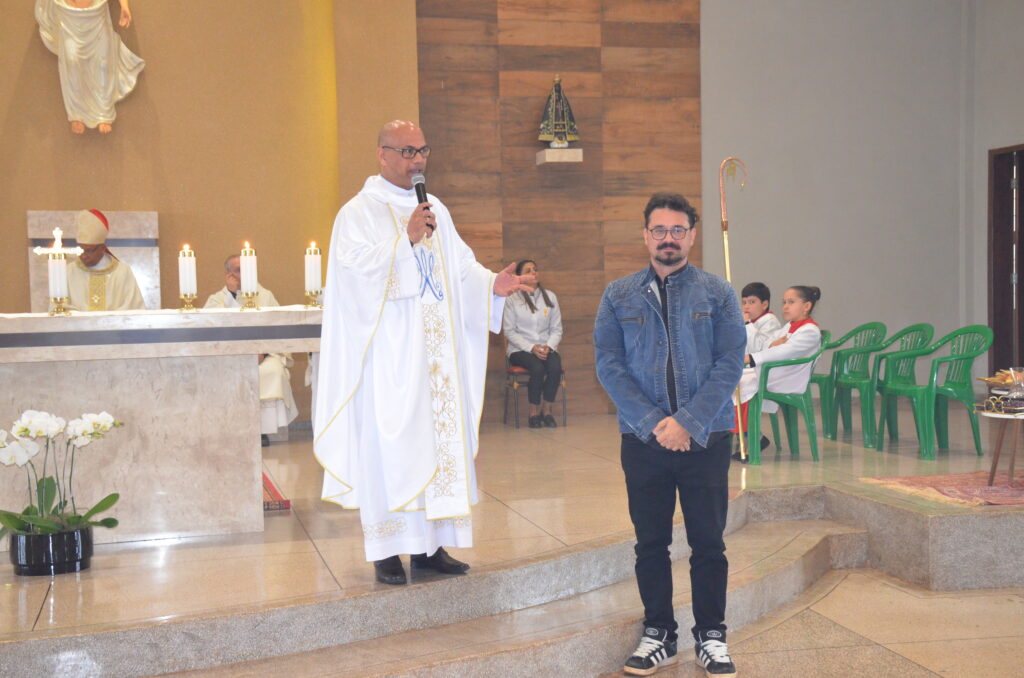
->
xmin=169 ymin=518 xmax=867 ymax=678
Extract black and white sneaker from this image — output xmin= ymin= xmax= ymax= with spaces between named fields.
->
xmin=695 ymin=630 xmax=736 ymax=677
xmin=624 ymin=626 xmax=677 ymax=676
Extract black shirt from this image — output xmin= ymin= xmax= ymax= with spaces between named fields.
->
xmin=653 ymin=265 xmax=686 ymax=413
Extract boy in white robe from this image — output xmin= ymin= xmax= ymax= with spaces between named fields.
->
xmin=314 ymin=121 xmax=533 ymax=585
xmin=741 ymin=282 xmax=781 ymax=354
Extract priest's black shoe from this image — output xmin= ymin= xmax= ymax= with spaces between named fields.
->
xmin=528 ymin=415 xmax=543 ymax=428
xmin=410 ymin=547 xmax=470 ymax=574
xmin=373 ymin=555 xmax=407 ymax=585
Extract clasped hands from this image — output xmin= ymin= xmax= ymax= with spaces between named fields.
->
xmin=531 ymin=344 xmax=551 ymax=360
xmin=653 ymin=416 xmax=691 ymax=452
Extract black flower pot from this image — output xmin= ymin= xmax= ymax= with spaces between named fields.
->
xmin=9 ymin=527 xmax=93 ymax=576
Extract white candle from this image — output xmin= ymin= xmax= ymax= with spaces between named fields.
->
xmin=240 ymin=242 xmax=257 ymax=294
xmin=178 ymin=244 xmax=197 ymax=296
xmin=48 ymin=254 xmax=68 ymax=299
xmin=304 ymin=241 xmax=322 ymax=293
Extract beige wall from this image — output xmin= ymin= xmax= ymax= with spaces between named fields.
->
xmin=335 ymin=0 xmax=419 ymax=202
xmin=0 ymin=0 xmax=419 ymax=421
xmin=968 ymin=0 xmax=1024 ymax=329
xmin=701 ymin=0 xmax=966 ymax=341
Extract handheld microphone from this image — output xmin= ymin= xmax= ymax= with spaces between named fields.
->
xmin=412 ymin=173 xmax=433 ymax=234
xmin=412 ymin=173 xmax=428 ymax=205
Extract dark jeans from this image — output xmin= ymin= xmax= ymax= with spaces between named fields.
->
xmin=621 ymin=430 xmax=731 ymax=643
xmin=509 ymin=350 xmax=562 ymax=406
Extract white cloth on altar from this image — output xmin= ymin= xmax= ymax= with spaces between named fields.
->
xmin=314 ymin=175 xmax=503 ymax=561
xmin=64 ymin=254 xmax=145 ymax=311
xmin=737 ymin=322 xmax=822 ymax=414
xmin=204 ymin=285 xmax=297 ymax=434
xmin=35 ymin=0 xmax=145 ymax=128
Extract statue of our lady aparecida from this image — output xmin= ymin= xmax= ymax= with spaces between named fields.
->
xmin=538 ymin=75 xmax=579 ymax=149
xmin=35 ymin=0 xmax=145 ymax=134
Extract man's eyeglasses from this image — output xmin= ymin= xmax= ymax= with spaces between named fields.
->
xmin=382 ymin=145 xmax=431 ymax=159
xmin=647 ymin=225 xmax=694 ymax=241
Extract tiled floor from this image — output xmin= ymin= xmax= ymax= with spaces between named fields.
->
xmin=1 ymin=408 xmax=1021 ymax=675
xmin=647 ymin=569 xmax=1024 ymax=678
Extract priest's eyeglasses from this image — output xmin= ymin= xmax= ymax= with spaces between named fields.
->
xmin=647 ymin=225 xmax=694 ymax=240
xmin=382 ymin=145 xmax=431 ymax=159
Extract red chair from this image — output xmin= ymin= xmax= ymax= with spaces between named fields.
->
xmin=503 ymin=352 xmax=568 ymax=429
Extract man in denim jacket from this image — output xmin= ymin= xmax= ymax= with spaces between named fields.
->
xmin=595 ymin=192 xmax=744 ymax=677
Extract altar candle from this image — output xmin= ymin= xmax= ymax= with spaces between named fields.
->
xmin=178 ymin=244 xmax=197 ymax=296
xmin=304 ymin=241 xmax=322 ymax=293
xmin=48 ymin=253 xmax=68 ymax=299
xmin=240 ymin=242 xmax=257 ymax=294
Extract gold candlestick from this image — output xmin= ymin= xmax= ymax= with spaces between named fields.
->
xmin=179 ymin=293 xmax=197 ymax=312
xmin=49 ymin=297 xmax=71 ymax=316
xmin=240 ymin=291 xmax=259 ymax=311
xmin=304 ymin=290 xmax=322 ymax=308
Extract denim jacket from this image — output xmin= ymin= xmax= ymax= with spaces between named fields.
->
xmin=594 ymin=264 xmax=745 ymax=447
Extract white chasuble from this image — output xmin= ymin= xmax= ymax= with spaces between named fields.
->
xmin=65 ymin=256 xmax=145 ymax=311
xmin=314 ymin=175 xmax=504 ymax=561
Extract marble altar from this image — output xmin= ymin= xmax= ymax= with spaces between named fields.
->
xmin=0 ymin=307 xmax=321 ymax=548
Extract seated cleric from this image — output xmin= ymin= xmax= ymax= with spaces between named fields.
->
xmin=63 ymin=209 xmax=145 ymax=312
xmin=204 ymin=254 xmax=298 ymax=444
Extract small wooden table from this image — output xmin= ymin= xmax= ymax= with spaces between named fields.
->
xmin=980 ymin=411 xmax=1023 ymax=486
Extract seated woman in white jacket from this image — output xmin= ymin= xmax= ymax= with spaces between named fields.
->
xmin=502 ymin=259 xmax=563 ymax=428
xmin=736 ymin=285 xmax=823 ymax=453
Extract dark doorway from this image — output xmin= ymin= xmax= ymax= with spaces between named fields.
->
xmin=989 ymin=144 xmax=1024 ymax=372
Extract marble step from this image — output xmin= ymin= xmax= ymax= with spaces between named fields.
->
xmin=0 ymin=492 xmax=755 ymax=678
xmin=171 ymin=519 xmax=867 ymax=678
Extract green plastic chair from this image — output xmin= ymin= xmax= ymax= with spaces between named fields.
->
xmin=875 ymin=325 xmax=993 ymax=459
xmin=746 ymin=330 xmax=831 ymax=465
xmin=807 ymin=334 xmax=843 ymax=439
xmin=815 ymin=322 xmax=888 ymax=441
xmin=857 ymin=323 xmax=935 ymax=448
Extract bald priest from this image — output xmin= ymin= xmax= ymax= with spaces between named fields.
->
xmin=64 ymin=209 xmax=145 ymax=312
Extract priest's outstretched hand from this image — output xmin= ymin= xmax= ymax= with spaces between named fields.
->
xmin=493 ymin=263 xmax=536 ymax=297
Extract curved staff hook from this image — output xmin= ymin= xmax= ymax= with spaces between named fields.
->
xmin=719 ymin=157 xmax=750 ymax=460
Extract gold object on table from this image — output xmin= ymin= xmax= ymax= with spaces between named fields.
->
xmin=304 ymin=291 xmax=322 ymax=309
xmin=48 ymin=297 xmax=71 ymax=316
xmin=179 ymin=293 xmax=197 ymax=312
xmin=240 ymin=291 xmax=259 ymax=311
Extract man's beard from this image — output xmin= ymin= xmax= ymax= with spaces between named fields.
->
xmin=655 ymin=243 xmax=684 ymax=266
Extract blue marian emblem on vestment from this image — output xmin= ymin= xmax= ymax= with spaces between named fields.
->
xmin=414 ymin=247 xmax=444 ymax=301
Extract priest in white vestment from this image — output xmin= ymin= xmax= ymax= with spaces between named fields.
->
xmin=63 ymin=209 xmax=145 ymax=312
xmin=314 ymin=120 xmax=533 ymax=585
xmin=204 ymin=255 xmax=298 ymax=442
xmin=35 ymin=0 xmax=144 ymax=134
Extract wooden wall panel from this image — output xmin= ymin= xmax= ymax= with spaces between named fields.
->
xmin=498 ymin=0 xmax=602 ymax=23
xmin=603 ymin=0 xmax=699 ymax=23
xmin=419 ymin=0 xmax=702 ymax=421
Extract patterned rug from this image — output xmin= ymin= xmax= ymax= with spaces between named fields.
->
xmin=859 ymin=471 xmax=1024 ymax=507
xmin=263 ymin=472 xmax=291 ymax=511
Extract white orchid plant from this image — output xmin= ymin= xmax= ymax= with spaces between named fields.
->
xmin=0 ymin=410 xmax=121 ymax=537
